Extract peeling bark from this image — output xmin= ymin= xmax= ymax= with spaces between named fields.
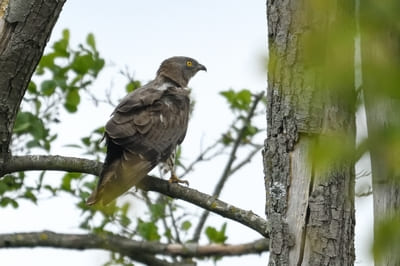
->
xmin=264 ymin=0 xmax=356 ymax=265
xmin=0 ymin=0 xmax=66 ymax=167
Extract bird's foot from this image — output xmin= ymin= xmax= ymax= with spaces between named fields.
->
xmin=168 ymin=173 xmax=189 ymax=186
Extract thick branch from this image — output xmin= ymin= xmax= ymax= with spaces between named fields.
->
xmin=140 ymin=176 xmax=269 ymax=238
xmin=0 ymin=155 xmax=269 ymax=238
xmin=0 ymin=231 xmax=268 ymax=257
xmin=0 ymin=155 xmax=102 ymax=176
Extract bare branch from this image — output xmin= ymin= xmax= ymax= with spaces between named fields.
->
xmin=192 ymin=91 xmax=265 ymax=242
xmin=0 ymin=155 xmax=269 ymax=238
xmin=0 ymin=231 xmax=269 ymax=257
xmin=356 ymin=187 xmax=373 ymax=197
xmin=139 ymin=176 xmax=269 ymax=238
xmin=168 ymin=202 xmax=182 ymax=243
xmin=229 ymin=144 xmax=263 ymax=176
xmin=180 ymin=139 xmax=224 ymax=179
xmin=0 ymin=155 xmax=102 ymax=176
xmin=0 ymin=231 xmax=180 ymax=266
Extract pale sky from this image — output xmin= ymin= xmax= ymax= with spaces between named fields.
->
xmin=0 ymin=1 xmax=373 ymax=266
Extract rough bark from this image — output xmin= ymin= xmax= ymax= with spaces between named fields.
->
xmin=264 ymin=0 xmax=356 ymax=265
xmin=360 ymin=1 xmax=400 ymax=265
xmin=0 ymin=155 xmax=269 ymax=238
xmin=0 ymin=0 xmax=66 ymax=168
xmin=0 ymin=231 xmax=268 ymax=257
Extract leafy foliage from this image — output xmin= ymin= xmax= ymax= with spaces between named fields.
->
xmin=13 ymin=29 xmax=105 ymax=152
xmin=220 ymin=89 xmax=252 ymax=111
xmin=373 ymin=214 xmax=400 ymax=265
xmin=4 ymin=30 xmax=266 ymax=265
xmin=205 ymin=223 xmax=228 ymax=244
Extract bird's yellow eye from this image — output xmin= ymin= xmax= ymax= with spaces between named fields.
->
xmin=186 ymin=60 xmax=193 ymax=67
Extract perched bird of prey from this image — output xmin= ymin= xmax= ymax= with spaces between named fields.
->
xmin=87 ymin=56 xmax=206 ymax=205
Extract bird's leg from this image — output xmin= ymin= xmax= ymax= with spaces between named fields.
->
xmin=166 ymin=149 xmax=189 ymax=186
xmin=168 ymin=171 xmax=189 ymax=186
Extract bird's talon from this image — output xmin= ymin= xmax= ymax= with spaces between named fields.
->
xmin=169 ymin=174 xmax=189 ymax=186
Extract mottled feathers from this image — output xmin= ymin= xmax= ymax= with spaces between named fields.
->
xmin=87 ymin=56 xmax=206 ymax=205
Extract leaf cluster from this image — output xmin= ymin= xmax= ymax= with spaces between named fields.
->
xmin=4 ymin=30 xmax=266 ymax=265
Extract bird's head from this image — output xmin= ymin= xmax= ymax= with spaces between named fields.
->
xmin=157 ymin=56 xmax=207 ymax=88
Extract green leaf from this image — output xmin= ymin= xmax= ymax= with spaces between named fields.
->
xmin=14 ymin=112 xmax=47 ymax=141
xmin=181 ymin=220 xmax=192 ymax=231
xmin=50 ymin=28 xmax=69 ymax=57
xmin=120 ymin=215 xmax=131 ymax=227
xmin=62 ymin=29 xmax=70 ymax=42
xmin=92 ymin=57 xmax=105 ymax=76
xmin=71 ymin=53 xmax=94 ymax=75
xmin=53 ymin=38 xmax=69 ymax=58
xmin=205 ymin=223 xmax=228 ymax=244
xmin=136 ymin=219 xmax=160 ymax=241
xmin=373 ymin=214 xmax=400 ymax=264
xmin=242 ymin=125 xmax=259 ymax=141
xmin=0 ymin=197 xmax=19 ymax=208
xmin=41 ymin=80 xmax=57 ymax=96
xmin=125 ymin=80 xmax=141 ymax=93
xmin=220 ymin=89 xmax=252 ymax=111
xmin=64 ymin=88 xmax=80 ymax=113
xmin=27 ymin=81 xmax=37 ymax=94
xmin=164 ymin=228 xmax=173 ymax=240
xmin=86 ymin=33 xmax=96 ymax=50
xmin=220 ymin=90 xmax=235 ymax=105
xmin=44 ymin=185 xmax=58 ymax=196
xmin=236 ymin=89 xmax=252 ymax=109
xmin=61 ymin=172 xmax=82 ymax=191
xmin=23 ymin=189 xmax=37 ymax=204
xmin=81 ymin=137 xmax=91 ymax=146
xmin=38 ymin=53 xmax=56 ymax=71
xmin=34 ymin=99 xmax=42 ymax=114
xmin=13 ymin=112 xmax=31 ymax=133
xmin=0 ymin=182 xmax=8 ymax=195
xmin=29 ymin=117 xmax=47 ymax=140
xmin=149 ymin=203 xmax=165 ymax=222
xmin=222 ymin=131 xmax=233 ymax=145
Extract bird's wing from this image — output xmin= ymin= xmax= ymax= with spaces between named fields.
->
xmin=87 ymin=84 xmax=190 ymax=205
xmin=107 ymin=85 xmax=190 ymax=161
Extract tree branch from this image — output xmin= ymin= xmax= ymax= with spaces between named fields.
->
xmin=0 ymin=155 xmax=269 ymax=238
xmin=0 ymin=231 xmax=269 ymax=257
xmin=0 ymin=155 xmax=102 ymax=176
xmin=140 ymin=176 xmax=269 ymax=237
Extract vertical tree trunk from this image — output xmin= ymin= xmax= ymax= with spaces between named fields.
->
xmin=0 ymin=0 xmax=66 ymax=166
xmin=360 ymin=1 xmax=400 ymax=265
xmin=264 ymin=0 xmax=356 ymax=265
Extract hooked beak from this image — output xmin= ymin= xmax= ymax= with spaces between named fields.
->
xmin=197 ymin=64 xmax=207 ymax=72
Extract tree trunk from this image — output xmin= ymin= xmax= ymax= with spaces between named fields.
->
xmin=264 ymin=0 xmax=356 ymax=265
xmin=0 ymin=0 xmax=66 ymax=167
xmin=360 ymin=1 xmax=400 ymax=265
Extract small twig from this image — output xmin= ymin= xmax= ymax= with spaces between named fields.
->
xmin=191 ymin=92 xmax=265 ymax=242
xmin=356 ymin=187 xmax=373 ymax=197
xmin=180 ymin=139 xmax=225 ymax=179
xmin=168 ymin=202 xmax=182 ymax=243
xmin=229 ymin=144 xmax=263 ymax=176
xmin=356 ymin=169 xmax=371 ymax=179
